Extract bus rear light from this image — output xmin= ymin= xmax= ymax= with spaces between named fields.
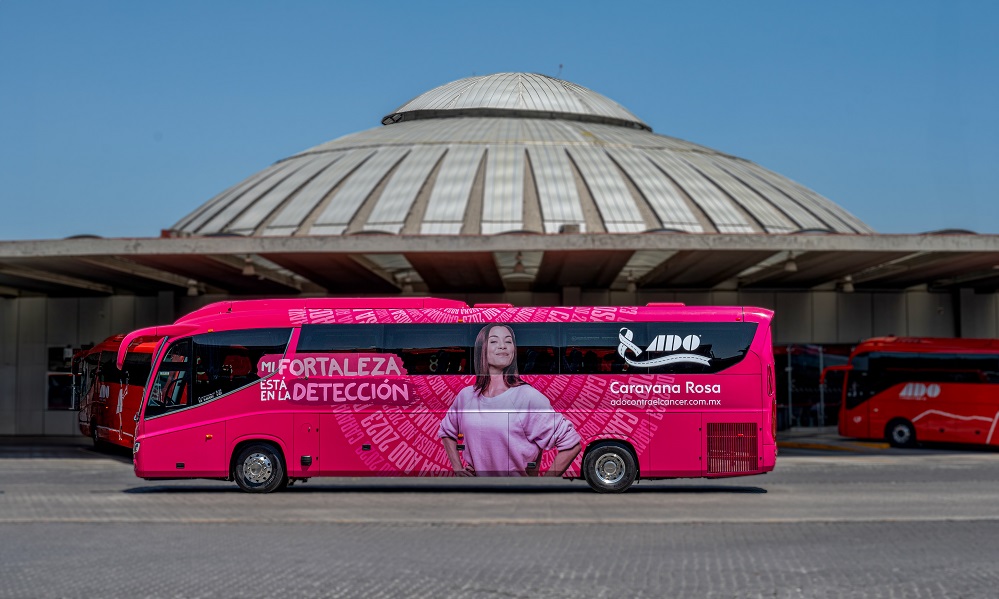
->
xmin=772 ymin=400 xmax=777 ymax=441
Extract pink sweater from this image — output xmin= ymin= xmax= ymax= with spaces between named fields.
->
xmin=438 ymin=384 xmax=581 ymax=476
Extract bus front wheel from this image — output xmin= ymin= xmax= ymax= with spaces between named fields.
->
xmin=583 ymin=443 xmax=637 ymax=493
xmin=233 ymin=443 xmax=287 ymax=493
xmin=90 ymin=420 xmax=101 ymax=449
xmin=886 ymin=419 xmax=917 ymax=448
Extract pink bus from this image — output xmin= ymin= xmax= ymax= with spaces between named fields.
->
xmin=117 ymin=298 xmax=777 ymax=493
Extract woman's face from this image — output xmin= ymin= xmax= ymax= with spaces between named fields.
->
xmin=485 ymin=326 xmax=515 ymax=371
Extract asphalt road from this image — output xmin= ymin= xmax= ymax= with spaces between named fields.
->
xmin=2 ymin=442 xmax=998 ymax=598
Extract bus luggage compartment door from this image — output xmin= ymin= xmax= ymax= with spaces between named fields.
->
xmin=649 ymin=412 xmax=702 ymax=477
xmin=293 ymin=414 xmax=320 ymax=477
xmin=137 ymin=421 xmax=227 ymax=478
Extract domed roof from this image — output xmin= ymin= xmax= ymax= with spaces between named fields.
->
xmin=381 ymin=72 xmax=650 ymax=131
xmin=172 ymin=73 xmax=873 ymax=237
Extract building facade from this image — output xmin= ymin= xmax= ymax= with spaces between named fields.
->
xmin=2 ymin=73 xmax=998 ymax=435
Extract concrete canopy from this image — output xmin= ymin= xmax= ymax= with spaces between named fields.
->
xmin=1 ymin=233 xmax=998 ymax=298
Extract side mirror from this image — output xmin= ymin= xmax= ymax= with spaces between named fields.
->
xmin=819 ymin=364 xmax=852 ymax=385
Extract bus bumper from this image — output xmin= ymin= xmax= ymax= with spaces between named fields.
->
xmin=762 ymin=443 xmax=777 ymax=471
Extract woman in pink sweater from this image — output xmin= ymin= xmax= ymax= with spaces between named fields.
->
xmin=439 ymin=324 xmax=581 ymax=476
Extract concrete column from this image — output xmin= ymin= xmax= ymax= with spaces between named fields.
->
xmin=561 ymin=286 xmax=581 ymax=306
xmin=157 ymin=291 xmax=175 ymax=323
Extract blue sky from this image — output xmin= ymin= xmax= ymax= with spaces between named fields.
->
xmin=1 ymin=1 xmax=997 ymax=240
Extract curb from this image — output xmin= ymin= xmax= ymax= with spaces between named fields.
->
xmin=777 ymin=440 xmax=890 ymax=453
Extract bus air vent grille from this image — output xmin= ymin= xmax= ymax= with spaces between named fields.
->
xmin=707 ymin=423 xmax=758 ymax=474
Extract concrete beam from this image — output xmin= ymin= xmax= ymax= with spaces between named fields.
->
xmin=76 ymin=256 xmax=191 ymax=288
xmin=2 ymin=233 xmax=999 ymax=258
xmin=0 ymin=265 xmax=113 ymax=294
xmin=204 ymin=254 xmax=305 ymax=293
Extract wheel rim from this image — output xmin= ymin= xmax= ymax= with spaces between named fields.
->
xmin=242 ymin=453 xmax=273 ymax=484
xmin=594 ymin=453 xmax=626 ymax=486
xmin=892 ymin=425 xmax=911 ymax=445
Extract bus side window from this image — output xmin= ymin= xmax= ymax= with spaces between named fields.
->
xmin=121 ymin=354 xmax=152 ymax=389
xmin=383 ymin=324 xmax=471 ymax=375
xmin=81 ymin=354 xmax=100 ymax=405
xmin=98 ymin=351 xmax=123 ymax=401
xmin=192 ymin=328 xmax=292 ymax=404
xmin=146 ymin=339 xmax=192 ymax=418
xmin=297 ymin=324 xmax=385 ymax=353
xmin=509 ymin=324 xmax=560 ymax=375
xmin=561 ymin=323 xmax=645 ymax=374
xmin=558 ymin=322 xmax=758 ymax=375
xmin=162 ymin=372 xmax=190 ymax=407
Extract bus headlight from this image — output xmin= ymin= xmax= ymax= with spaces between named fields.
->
xmin=133 ymin=441 xmax=140 ymax=455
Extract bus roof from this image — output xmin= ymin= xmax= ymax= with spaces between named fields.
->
xmin=75 ymin=334 xmax=159 ymax=361
xmin=170 ymin=298 xmax=770 ymax=328
xmin=851 ymin=336 xmax=999 ymax=356
xmin=176 ymin=297 xmax=470 ymax=323
xmin=117 ymin=298 xmax=772 ymax=368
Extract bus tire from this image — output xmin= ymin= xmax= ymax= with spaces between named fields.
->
xmin=233 ymin=443 xmax=287 ymax=493
xmin=582 ymin=443 xmax=637 ymax=493
xmin=886 ymin=419 xmax=917 ymax=448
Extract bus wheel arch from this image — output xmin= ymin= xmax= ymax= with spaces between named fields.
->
xmin=581 ymin=439 xmax=639 ymax=493
xmin=886 ymin=419 xmax=917 ymax=448
xmin=231 ymin=440 xmax=288 ymax=493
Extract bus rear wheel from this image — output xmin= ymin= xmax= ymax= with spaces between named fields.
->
xmin=583 ymin=443 xmax=637 ymax=493
xmin=886 ymin=419 xmax=917 ymax=448
xmin=233 ymin=443 xmax=287 ymax=493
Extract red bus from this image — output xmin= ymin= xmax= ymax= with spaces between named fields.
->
xmin=116 ymin=298 xmax=777 ymax=493
xmin=75 ymin=335 xmax=159 ymax=449
xmin=826 ymin=336 xmax=999 ymax=448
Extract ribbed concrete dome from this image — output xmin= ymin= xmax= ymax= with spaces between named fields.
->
xmin=382 ymin=72 xmax=650 ymax=131
xmin=173 ymin=73 xmax=873 ymax=237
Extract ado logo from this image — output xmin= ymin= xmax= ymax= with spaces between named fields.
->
xmin=898 ymin=383 xmax=940 ymax=400
xmin=617 ymin=328 xmax=711 ymax=367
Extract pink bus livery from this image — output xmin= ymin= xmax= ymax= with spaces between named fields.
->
xmin=117 ymin=298 xmax=777 ymax=493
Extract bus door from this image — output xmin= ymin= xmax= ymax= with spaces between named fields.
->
xmin=97 ymin=351 xmax=126 ymax=442
xmin=825 ymin=363 xmax=867 ymax=438
xmin=118 ymin=347 xmax=155 ymax=445
xmin=91 ymin=351 xmax=117 ymax=439
xmin=75 ymin=353 xmax=99 ymax=433
xmin=140 ymin=338 xmax=226 ymax=477
xmin=845 ymin=370 xmax=870 ymax=439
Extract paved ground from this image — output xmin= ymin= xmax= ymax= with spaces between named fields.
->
xmin=777 ymin=425 xmax=892 ymax=452
xmin=2 ymin=435 xmax=999 ymax=598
